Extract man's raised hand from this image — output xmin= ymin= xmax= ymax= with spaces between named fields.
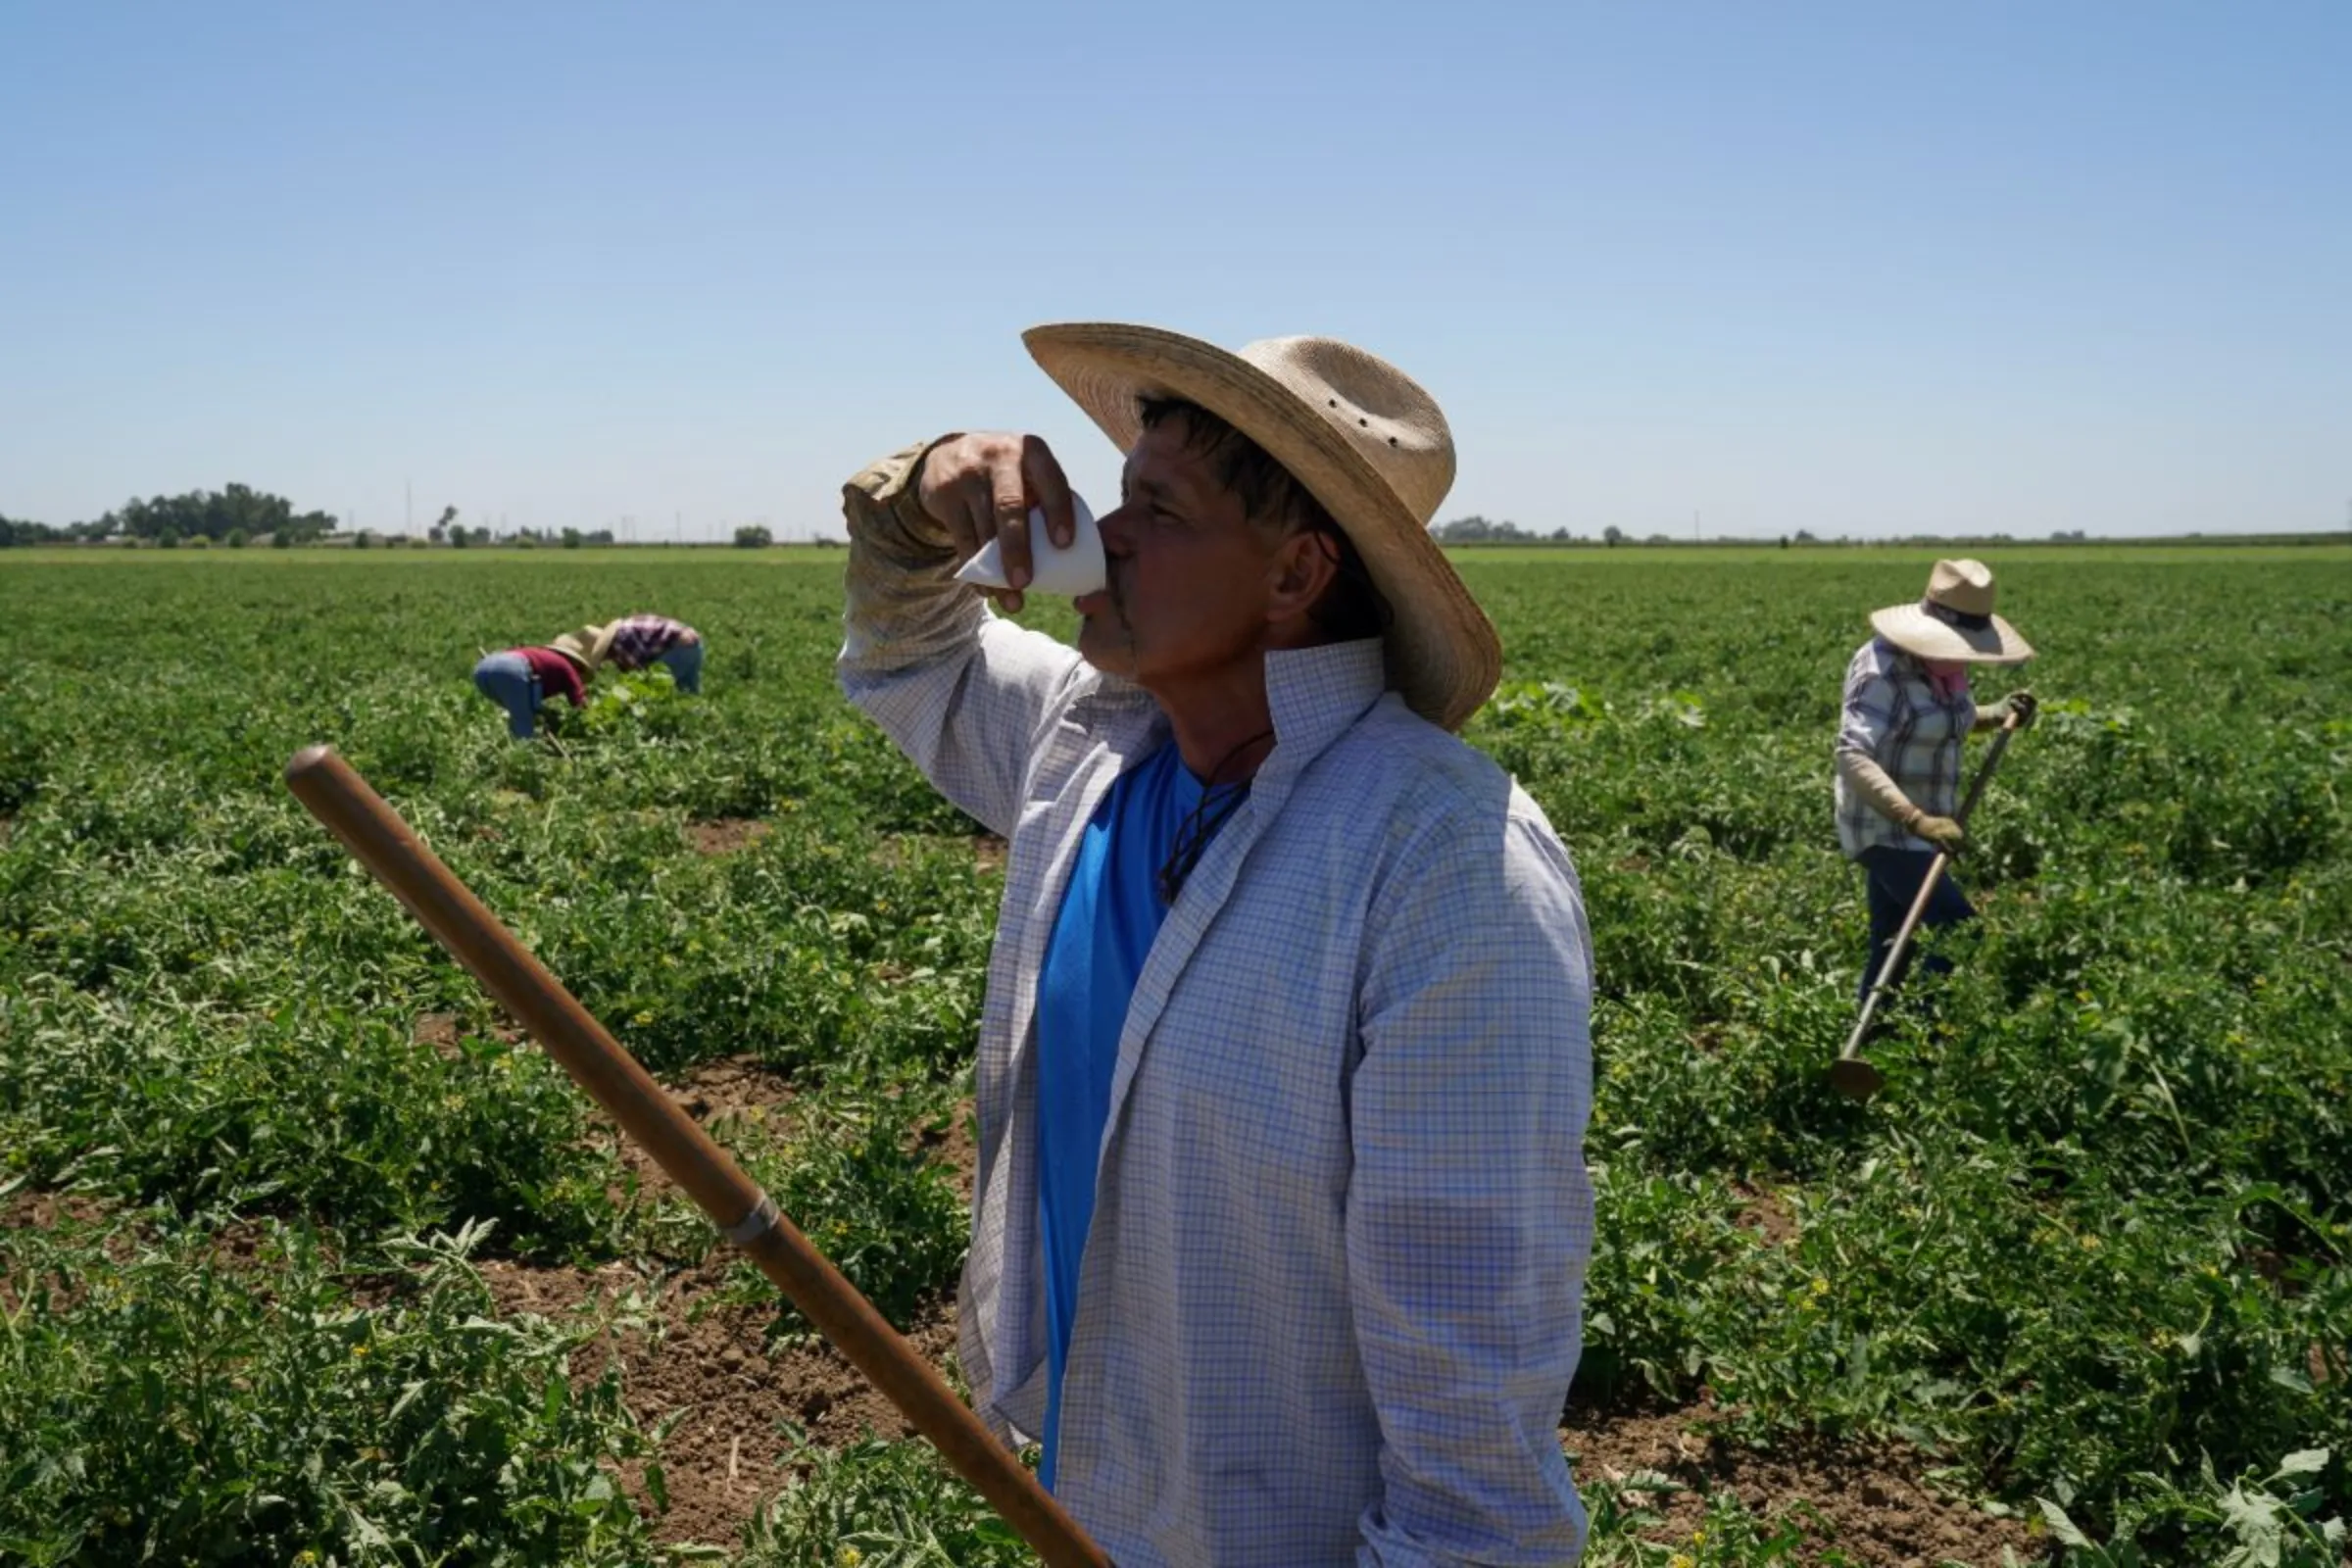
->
xmin=916 ymin=432 xmax=1079 ymax=614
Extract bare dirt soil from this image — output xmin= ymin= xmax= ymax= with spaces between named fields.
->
xmin=687 ymin=818 xmax=771 ymax=857
xmin=1565 ymin=1397 xmax=2044 ymax=1565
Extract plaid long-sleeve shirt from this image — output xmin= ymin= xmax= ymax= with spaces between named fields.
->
xmin=1834 ymin=636 xmax=1978 ymax=858
xmin=836 ymin=442 xmax=1594 ymax=1567
xmin=606 ymin=614 xmax=693 ymax=669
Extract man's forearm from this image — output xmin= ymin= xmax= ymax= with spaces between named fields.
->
xmin=833 ymin=439 xmax=1088 ymax=842
xmin=1837 ymin=746 xmax=1922 ymax=829
xmin=839 ymin=438 xmax=984 ymax=673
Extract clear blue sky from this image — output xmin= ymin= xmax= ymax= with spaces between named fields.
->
xmin=4 ymin=1 xmax=2346 ymax=541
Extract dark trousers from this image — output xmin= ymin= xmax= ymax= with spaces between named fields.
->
xmin=1857 ymin=846 xmax=1976 ymax=1004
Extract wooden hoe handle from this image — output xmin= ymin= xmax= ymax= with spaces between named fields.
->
xmin=285 ymin=746 xmax=1109 ymax=1568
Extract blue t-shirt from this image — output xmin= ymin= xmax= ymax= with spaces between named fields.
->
xmin=1034 ymin=742 xmax=1238 ymax=1491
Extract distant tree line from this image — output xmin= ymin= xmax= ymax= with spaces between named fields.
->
xmin=1431 ymin=515 xmax=1575 ymax=543
xmin=108 ymin=483 xmax=341 ymax=546
xmin=2 ymin=489 xmax=808 ymax=550
xmin=0 ymin=483 xmax=339 ymax=548
xmin=8 ymin=491 xmax=2298 ymax=553
xmin=1427 ymin=519 xmax=2138 ymax=549
xmin=0 ymin=513 xmax=95 ymax=547
xmin=0 ymin=486 xmax=609 ymax=550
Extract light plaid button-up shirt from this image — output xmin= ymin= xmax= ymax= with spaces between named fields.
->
xmin=836 ymin=444 xmax=1594 ymax=1567
xmin=1834 ymin=636 xmax=1978 ymax=858
xmin=606 ymin=614 xmax=693 ymax=669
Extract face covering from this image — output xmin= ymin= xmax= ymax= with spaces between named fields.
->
xmin=1923 ymin=659 xmax=1972 ymax=702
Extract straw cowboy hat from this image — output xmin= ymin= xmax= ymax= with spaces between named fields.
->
xmin=549 ymin=622 xmax=617 ymax=672
xmin=1870 ymin=560 xmax=2034 ymax=664
xmin=1023 ymin=322 xmax=1502 ymax=732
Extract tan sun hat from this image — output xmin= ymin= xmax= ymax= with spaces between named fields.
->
xmin=1023 ymin=322 xmax=1501 ymax=732
xmin=549 ymin=622 xmax=617 ymax=672
xmin=1870 ymin=560 xmax=2034 ymax=664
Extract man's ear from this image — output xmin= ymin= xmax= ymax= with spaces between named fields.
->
xmin=1266 ymin=530 xmax=1340 ymax=626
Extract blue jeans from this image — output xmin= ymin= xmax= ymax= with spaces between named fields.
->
xmin=656 ymin=638 xmax=704 ymax=694
xmin=472 ymin=651 xmax=541 ymax=740
xmin=1857 ymin=846 xmax=1975 ymax=1004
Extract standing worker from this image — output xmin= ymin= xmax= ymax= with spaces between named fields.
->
xmin=836 ymin=322 xmax=1593 ymax=1565
xmin=553 ymin=615 xmax=706 ymax=693
xmin=470 ymin=638 xmax=591 ymax=741
xmin=1836 ymin=558 xmax=2038 ymax=1002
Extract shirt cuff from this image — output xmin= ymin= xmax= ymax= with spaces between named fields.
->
xmin=844 ymin=437 xmax=959 ymax=559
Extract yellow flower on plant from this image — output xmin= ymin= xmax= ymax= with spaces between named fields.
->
xmin=836 ymin=1548 xmax=862 ymax=1567
xmin=1670 ymin=1555 xmax=1695 ymax=1568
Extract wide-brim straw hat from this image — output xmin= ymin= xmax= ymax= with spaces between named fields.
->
xmin=1023 ymin=322 xmax=1501 ymax=732
xmin=1870 ymin=559 xmax=2034 ymax=664
xmin=549 ymin=622 xmax=616 ymax=672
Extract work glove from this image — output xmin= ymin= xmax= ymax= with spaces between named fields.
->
xmin=1908 ymin=810 xmax=1967 ymax=855
xmin=2002 ymin=689 xmax=2039 ymax=730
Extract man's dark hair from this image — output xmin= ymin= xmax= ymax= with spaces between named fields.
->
xmin=1135 ymin=395 xmax=1393 ymax=642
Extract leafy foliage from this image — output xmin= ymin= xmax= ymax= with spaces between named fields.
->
xmin=0 ymin=1214 xmax=658 ymax=1565
xmin=0 ymin=545 xmax=2344 ymax=1561
xmin=738 ymin=1434 xmax=1032 ymax=1567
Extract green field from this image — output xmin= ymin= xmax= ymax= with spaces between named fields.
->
xmin=2 ymin=547 xmax=2347 ymax=1565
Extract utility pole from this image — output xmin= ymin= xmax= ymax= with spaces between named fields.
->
xmin=405 ymin=480 xmax=413 ymax=535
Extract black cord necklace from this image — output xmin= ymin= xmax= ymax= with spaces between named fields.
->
xmin=1155 ymin=726 xmax=1274 ymax=906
